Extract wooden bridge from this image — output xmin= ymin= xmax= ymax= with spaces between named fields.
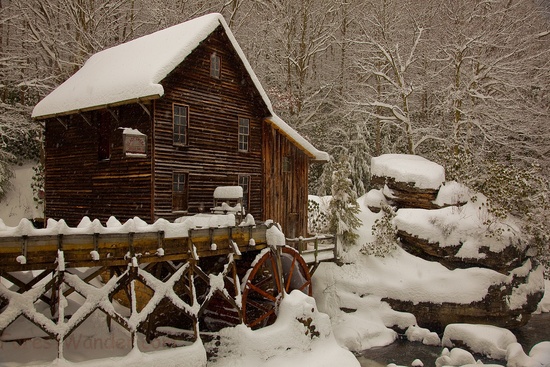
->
xmin=0 ymin=218 xmax=336 ymax=358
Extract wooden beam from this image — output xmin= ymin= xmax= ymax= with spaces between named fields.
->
xmin=78 ymin=112 xmax=92 ymax=126
xmin=138 ymin=100 xmax=151 ymax=117
xmin=107 ymin=108 xmax=119 ymax=123
xmin=55 ymin=117 xmax=67 ymax=129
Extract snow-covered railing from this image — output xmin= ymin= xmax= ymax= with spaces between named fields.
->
xmin=0 ymin=215 xmax=272 ymax=358
xmin=0 ymin=216 xmax=268 ymax=271
xmin=285 ymin=234 xmax=337 ymax=274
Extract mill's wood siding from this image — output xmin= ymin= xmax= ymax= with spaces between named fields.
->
xmin=151 ymin=27 xmax=267 ymax=222
xmin=263 ymin=125 xmax=309 ymax=238
xmin=44 ymin=104 xmax=153 ymax=226
xmin=42 ymin=25 xmax=314 ymax=237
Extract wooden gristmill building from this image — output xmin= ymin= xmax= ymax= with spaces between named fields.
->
xmin=32 ymin=13 xmax=328 ymax=238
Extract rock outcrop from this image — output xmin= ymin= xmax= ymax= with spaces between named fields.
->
xmin=369 ymin=154 xmax=545 ymax=331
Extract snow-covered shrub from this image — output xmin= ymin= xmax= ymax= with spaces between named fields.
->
xmin=476 ymin=162 xmax=550 ymax=276
xmin=0 ymin=158 xmax=13 ymax=199
xmin=361 ymin=204 xmax=398 ymax=257
xmin=444 ymin=148 xmax=550 ymax=276
xmin=327 ymin=157 xmax=362 ymax=247
xmin=0 ymin=102 xmax=42 ymax=199
xmin=31 ymin=162 xmax=45 ymax=209
xmin=308 ymin=199 xmax=329 ymax=234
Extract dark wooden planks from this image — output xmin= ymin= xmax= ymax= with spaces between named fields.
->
xmin=44 ymin=104 xmax=153 ymax=226
xmin=152 ymin=27 xmax=266 ymax=222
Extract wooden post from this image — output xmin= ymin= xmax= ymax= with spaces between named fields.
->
xmin=274 ymin=246 xmax=285 ymax=300
xmin=231 ymin=259 xmax=243 ymax=323
xmin=189 ymin=262 xmax=199 ymax=341
xmin=56 ymin=250 xmax=65 ymax=359
xmin=314 ymin=236 xmax=319 ymax=264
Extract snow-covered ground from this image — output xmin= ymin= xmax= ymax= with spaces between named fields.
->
xmin=0 ymin=162 xmax=43 ymax=227
xmin=1 ymin=160 xmax=549 ymax=367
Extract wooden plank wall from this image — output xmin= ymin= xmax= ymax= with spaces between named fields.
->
xmin=43 ymin=25 xmax=312 ymax=236
xmin=44 ymin=104 xmax=153 ymax=226
xmin=152 ymin=27 xmax=267 ymax=221
xmin=263 ymin=125 xmax=309 ymax=238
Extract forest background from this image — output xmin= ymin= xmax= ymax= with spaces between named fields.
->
xmin=0 ymin=0 xmax=549 ymax=268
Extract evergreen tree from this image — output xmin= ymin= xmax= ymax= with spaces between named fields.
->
xmin=328 ymin=156 xmax=362 ymax=248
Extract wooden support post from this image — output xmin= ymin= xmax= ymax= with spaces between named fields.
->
xmin=231 ymin=259 xmax=243 ymax=322
xmin=128 ymin=232 xmax=135 ymax=258
xmin=93 ymin=233 xmax=99 ymax=259
xmin=21 ymin=235 xmax=28 ymax=260
xmin=314 ymin=236 xmax=319 ymax=264
xmin=56 ymin=250 xmax=65 ymax=359
xmin=157 ymin=231 xmax=164 ymax=251
xmin=274 ymin=247 xmax=285 ymax=300
xmin=188 ymin=263 xmax=199 ymax=341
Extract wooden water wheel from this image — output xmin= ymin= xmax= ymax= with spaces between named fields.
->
xmin=240 ymin=246 xmax=312 ymax=329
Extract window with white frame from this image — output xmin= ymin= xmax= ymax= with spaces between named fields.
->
xmin=238 ymin=117 xmax=249 ymax=152
xmin=173 ymin=104 xmax=188 ymax=145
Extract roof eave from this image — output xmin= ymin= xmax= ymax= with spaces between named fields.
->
xmin=265 ymin=117 xmax=329 ymax=163
xmin=32 ymin=94 xmax=162 ymax=120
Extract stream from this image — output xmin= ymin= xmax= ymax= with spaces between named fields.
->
xmin=357 ymin=312 xmax=550 ymax=366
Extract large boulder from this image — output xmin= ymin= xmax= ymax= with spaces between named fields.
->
xmin=383 ymin=259 xmax=545 ymax=331
xmin=369 ymin=154 xmax=545 ymax=331
xmin=370 ymin=154 xmax=445 ymax=210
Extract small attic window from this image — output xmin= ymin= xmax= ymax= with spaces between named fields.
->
xmin=210 ymin=52 xmax=221 ymax=79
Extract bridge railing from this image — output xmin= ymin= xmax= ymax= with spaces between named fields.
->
xmin=285 ymin=234 xmax=337 ymax=274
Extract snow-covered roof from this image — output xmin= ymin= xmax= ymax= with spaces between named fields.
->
xmin=32 ymin=13 xmax=328 ymax=162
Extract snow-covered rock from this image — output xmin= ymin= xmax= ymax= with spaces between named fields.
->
xmin=405 ymin=325 xmax=441 ymax=346
xmin=211 ymin=290 xmax=360 ymax=367
xmin=435 ymin=347 xmax=476 ymax=367
xmin=507 ymin=341 xmax=550 ymax=367
xmin=363 ymin=189 xmax=388 ymax=213
xmin=442 ymin=324 xmax=517 ymax=360
xmin=371 ymin=154 xmax=445 ymax=190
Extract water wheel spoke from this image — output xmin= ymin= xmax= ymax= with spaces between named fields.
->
xmin=241 ymin=246 xmax=312 ymax=329
xmin=247 ymin=282 xmax=277 ymax=302
xmin=248 ymin=308 xmax=276 ymax=329
xmin=298 ymin=279 xmax=311 ymax=292
xmin=246 ymin=297 xmax=274 ymax=313
xmin=285 ymin=254 xmax=298 ymax=293
xmin=253 ymin=273 xmax=274 ymax=290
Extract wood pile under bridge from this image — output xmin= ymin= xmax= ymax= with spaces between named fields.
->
xmin=0 ymin=218 xmax=336 ymax=358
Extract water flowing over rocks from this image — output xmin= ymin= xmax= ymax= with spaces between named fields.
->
xmin=369 ymin=154 xmax=545 ymax=332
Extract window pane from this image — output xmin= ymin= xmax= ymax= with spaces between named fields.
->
xmin=239 ymin=175 xmax=250 ymax=211
xmin=210 ymin=53 xmax=220 ymax=78
xmin=173 ymin=105 xmax=188 ymax=144
xmin=238 ymin=118 xmax=249 ymax=152
xmin=172 ymin=172 xmax=188 ymax=211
